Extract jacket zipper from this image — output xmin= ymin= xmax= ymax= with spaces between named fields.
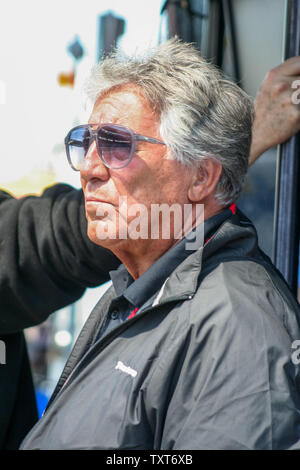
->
xmin=44 ymin=293 xmax=194 ymax=413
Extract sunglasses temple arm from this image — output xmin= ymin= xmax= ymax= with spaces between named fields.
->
xmin=135 ymin=135 xmax=165 ymax=145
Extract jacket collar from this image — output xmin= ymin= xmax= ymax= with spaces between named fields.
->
xmin=150 ymin=209 xmax=259 ymax=307
xmin=110 ymin=207 xmax=234 ymax=309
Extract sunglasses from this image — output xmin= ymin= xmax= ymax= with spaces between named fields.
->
xmin=65 ymin=123 xmax=166 ymax=171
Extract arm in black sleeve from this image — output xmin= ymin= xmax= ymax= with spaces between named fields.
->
xmin=0 ymin=183 xmax=120 ymax=334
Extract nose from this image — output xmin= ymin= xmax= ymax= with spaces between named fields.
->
xmin=80 ymin=138 xmax=110 ymax=182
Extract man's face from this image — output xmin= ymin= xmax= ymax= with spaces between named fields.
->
xmin=80 ymin=84 xmax=195 ymax=258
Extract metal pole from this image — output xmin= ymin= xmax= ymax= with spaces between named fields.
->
xmin=206 ymin=0 xmax=224 ymax=66
xmin=222 ymin=0 xmax=241 ymax=85
xmin=162 ymin=0 xmax=208 ymax=47
xmin=273 ymin=0 xmax=300 ymax=295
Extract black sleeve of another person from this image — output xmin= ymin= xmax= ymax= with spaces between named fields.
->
xmin=0 ymin=183 xmax=120 ymax=449
xmin=0 ymin=183 xmax=120 ymax=334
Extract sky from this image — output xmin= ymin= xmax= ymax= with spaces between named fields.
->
xmin=0 ymin=0 xmax=164 ymax=189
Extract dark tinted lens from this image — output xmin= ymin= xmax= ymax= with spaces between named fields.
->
xmin=67 ymin=127 xmax=90 ymax=171
xmin=98 ymin=125 xmax=133 ymax=168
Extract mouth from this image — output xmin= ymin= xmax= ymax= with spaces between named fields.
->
xmin=84 ymin=197 xmax=115 ymax=222
xmin=84 ymin=195 xmax=114 ymax=217
xmin=85 ymin=195 xmax=112 ymax=205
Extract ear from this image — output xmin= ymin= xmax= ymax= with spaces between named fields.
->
xmin=187 ymin=159 xmax=223 ymax=203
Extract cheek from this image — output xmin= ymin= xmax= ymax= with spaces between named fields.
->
xmin=127 ymin=173 xmax=179 ymax=206
xmin=152 ymin=166 xmax=189 ymax=203
xmin=112 ymin=159 xmax=190 ymax=206
xmin=80 ymin=176 xmax=87 ymax=192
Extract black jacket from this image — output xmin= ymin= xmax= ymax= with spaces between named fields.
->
xmin=0 ymin=184 xmax=119 ymax=449
xmin=20 ymin=209 xmax=300 ymax=450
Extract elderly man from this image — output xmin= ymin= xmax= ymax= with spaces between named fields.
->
xmin=17 ymin=39 xmax=300 ymax=450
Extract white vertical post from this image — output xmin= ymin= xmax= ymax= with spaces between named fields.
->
xmin=0 ymin=80 xmax=6 ymax=105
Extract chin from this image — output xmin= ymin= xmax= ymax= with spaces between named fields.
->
xmin=87 ymin=221 xmax=121 ymax=249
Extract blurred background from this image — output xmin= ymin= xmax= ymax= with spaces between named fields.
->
xmin=0 ymin=0 xmax=297 ymax=417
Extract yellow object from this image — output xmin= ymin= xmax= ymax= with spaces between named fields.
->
xmin=0 ymin=168 xmax=57 ymax=197
xmin=57 ymin=71 xmax=75 ymax=87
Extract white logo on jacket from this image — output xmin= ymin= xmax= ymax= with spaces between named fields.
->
xmin=115 ymin=360 xmax=137 ymax=378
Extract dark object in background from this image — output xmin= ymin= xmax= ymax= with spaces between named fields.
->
xmin=0 ymin=333 xmax=38 ymax=449
xmin=273 ymin=0 xmax=300 ymax=295
xmin=97 ymin=12 xmax=125 ymax=61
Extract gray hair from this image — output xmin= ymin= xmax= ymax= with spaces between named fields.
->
xmin=85 ymin=38 xmax=254 ymax=206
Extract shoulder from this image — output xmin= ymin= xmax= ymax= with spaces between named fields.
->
xmin=188 ymin=258 xmax=300 ymax=347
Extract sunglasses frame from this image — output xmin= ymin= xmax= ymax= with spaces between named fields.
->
xmin=65 ymin=123 xmax=166 ymax=171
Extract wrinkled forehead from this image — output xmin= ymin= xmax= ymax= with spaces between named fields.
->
xmin=88 ymin=83 xmax=159 ymax=133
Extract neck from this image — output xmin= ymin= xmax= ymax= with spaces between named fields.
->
xmin=111 ymin=238 xmax=177 ymax=280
